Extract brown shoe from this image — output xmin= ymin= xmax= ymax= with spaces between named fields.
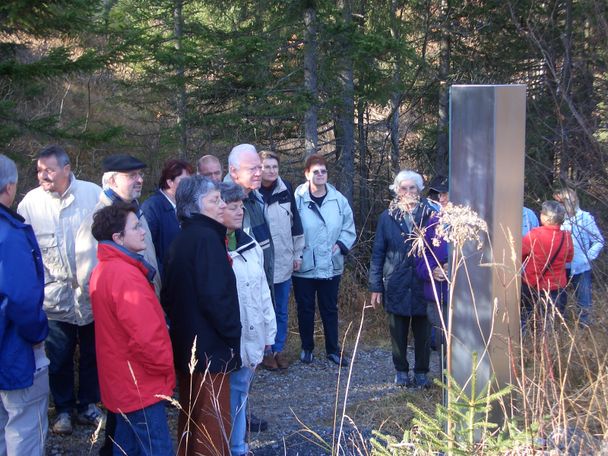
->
xmin=262 ymin=352 xmax=278 ymax=370
xmin=275 ymin=351 xmax=289 ymax=369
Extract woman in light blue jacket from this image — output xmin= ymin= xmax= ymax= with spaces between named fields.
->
xmin=293 ymin=154 xmax=356 ymax=367
xmin=554 ymin=188 xmax=604 ymax=326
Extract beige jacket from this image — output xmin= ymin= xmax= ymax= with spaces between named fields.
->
xmin=75 ymin=192 xmax=162 ymax=306
xmin=17 ymin=176 xmax=101 ymax=325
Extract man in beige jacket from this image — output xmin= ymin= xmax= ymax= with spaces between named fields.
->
xmin=17 ymin=145 xmax=102 ymax=435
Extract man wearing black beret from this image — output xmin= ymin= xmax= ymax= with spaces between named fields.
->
xmin=76 ymin=153 xmax=161 ymax=298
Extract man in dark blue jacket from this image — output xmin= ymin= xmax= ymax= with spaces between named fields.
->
xmin=0 ymin=154 xmax=49 ymax=455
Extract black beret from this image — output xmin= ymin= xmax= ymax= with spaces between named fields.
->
xmin=102 ymin=154 xmax=147 ymax=172
xmin=429 ymin=175 xmax=449 ymax=193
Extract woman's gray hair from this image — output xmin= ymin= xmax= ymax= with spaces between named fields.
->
xmin=0 ymin=154 xmax=18 ymax=193
xmin=176 ymin=175 xmax=219 ymax=221
xmin=219 ymin=182 xmax=246 ymax=204
xmin=541 ymin=200 xmax=566 ymax=225
xmin=390 ymin=170 xmax=424 ymax=192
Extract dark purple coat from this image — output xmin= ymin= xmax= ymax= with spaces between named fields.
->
xmin=415 ymin=215 xmax=449 ymax=305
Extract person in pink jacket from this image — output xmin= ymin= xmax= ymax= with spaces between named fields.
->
xmin=89 ymin=202 xmax=175 ymax=455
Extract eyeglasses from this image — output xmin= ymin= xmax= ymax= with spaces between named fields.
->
xmin=312 ymin=169 xmax=327 ymax=176
xmin=244 ymin=166 xmax=262 ymax=174
xmin=118 ymin=171 xmax=145 ymax=180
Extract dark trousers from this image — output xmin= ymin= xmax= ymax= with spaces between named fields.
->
xmin=521 ymin=284 xmax=563 ymax=328
xmin=292 ymin=275 xmax=341 ymax=355
xmin=46 ymin=320 xmax=99 ymax=414
xmin=388 ymin=313 xmax=430 ymax=374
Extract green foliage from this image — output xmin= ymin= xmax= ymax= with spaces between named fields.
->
xmin=370 ymin=354 xmax=534 ymax=455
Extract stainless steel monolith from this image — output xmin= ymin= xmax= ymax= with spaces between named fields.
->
xmin=448 ymin=84 xmax=526 ymax=424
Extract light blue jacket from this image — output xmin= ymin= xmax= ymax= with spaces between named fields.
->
xmin=293 ymin=183 xmax=356 ymax=279
xmin=522 ymin=206 xmax=539 ymax=237
xmin=561 ymin=208 xmax=604 ymax=274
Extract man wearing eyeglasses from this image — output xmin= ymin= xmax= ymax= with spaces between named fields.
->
xmin=76 ymin=154 xmax=161 ymax=299
xmin=17 ymin=145 xmax=103 ymax=435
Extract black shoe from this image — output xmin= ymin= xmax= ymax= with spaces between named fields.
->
xmin=247 ymin=413 xmax=268 ymax=432
xmin=326 ymin=353 xmax=350 ymax=367
xmin=300 ymin=350 xmax=314 ymax=364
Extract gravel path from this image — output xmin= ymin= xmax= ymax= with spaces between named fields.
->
xmin=46 ymin=346 xmax=441 ymax=455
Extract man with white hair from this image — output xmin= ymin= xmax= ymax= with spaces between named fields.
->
xmin=228 ymin=143 xmax=274 ymax=433
xmin=0 ymin=154 xmax=50 ymax=455
xmin=229 ymin=144 xmax=275 ymax=298
xmin=17 ymin=145 xmax=102 ymax=435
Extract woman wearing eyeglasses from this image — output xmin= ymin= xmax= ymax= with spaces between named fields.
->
xmin=292 ymin=154 xmax=356 ymax=367
xmin=89 ymin=202 xmax=175 ymax=455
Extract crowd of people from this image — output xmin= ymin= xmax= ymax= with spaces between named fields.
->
xmin=0 ymin=144 xmax=603 ymax=455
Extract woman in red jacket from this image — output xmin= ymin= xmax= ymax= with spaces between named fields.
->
xmin=522 ymin=200 xmax=574 ymax=327
xmin=89 ymin=203 xmax=175 ymax=455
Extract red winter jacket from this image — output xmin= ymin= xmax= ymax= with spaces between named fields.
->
xmin=522 ymin=224 xmax=573 ymax=291
xmin=90 ymin=242 xmax=175 ymax=413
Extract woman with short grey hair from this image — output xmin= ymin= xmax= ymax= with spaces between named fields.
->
xmin=162 ymin=175 xmax=241 ymax=456
xmin=390 ymin=170 xmax=424 ymax=194
xmin=521 ymin=200 xmax=574 ymax=327
xmin=176 ymin=175 xmax=220 ymax=220
xmin=369 ymin=168 xmax=436 ymax=388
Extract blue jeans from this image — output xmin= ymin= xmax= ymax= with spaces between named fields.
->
xmin=557 ymin=270 xmax=592 ymax=325
xmin=292 ymin=275 xmax=341 ymax=355
xmin=272 ymin=279 xmax=291 ymax=353
xmin=46 ymin=320 xmax=99 ymax=414
xmin=229 ymin=367 xmax=254 ymax=456
xmin=113 ymin=401 xmax=173 ymax=456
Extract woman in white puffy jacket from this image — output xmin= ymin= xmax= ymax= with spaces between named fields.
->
xmin=220 ymin=182 xmax=277 ymax=456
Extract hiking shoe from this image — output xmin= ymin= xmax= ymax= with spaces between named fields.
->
xmin=261 ymin=352 xmax=278 ymax=371
xmin=247 ymin=413 xmax=268 ymax=432
xmin=414 ymin=373 xmax=431 ymax=389
xmin=52 ymin=412 xmax=73 ymax=435
xmin=394 ymin=371 xmax=412 ymax=387
xmin=300 ymin=350 xmax=314 ymax=364
xmin=326 ymin=353 xmax=349 ymax=368
xmin=76 ymin=403 xmax=106 ymax=427
xmin=275 ymin=351 xmax=289 ymax=369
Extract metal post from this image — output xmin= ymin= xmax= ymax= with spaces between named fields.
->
xmin=448 ymin=85 xmax=526 ymax=423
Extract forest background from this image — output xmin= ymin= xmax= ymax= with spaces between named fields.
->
xmin=1 ymin=0 xmax=607 ymax=263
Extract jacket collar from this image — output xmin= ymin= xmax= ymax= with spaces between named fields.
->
xmin=0 ymin=202 xmax=25 ymax=226
xmin=181 ymin=212 xmax=227 ymax=237
xmin=234 ymin=229 xmax=256 ymax=253
xmin=97 ymin=241 xmax=157 ymax=283
xmin=103 ymin=188 xmax=142 ymax=217
xmin=295 ymin=181 xmax=338 ymax=203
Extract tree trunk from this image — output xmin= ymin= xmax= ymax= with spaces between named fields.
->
xmin=388 ymin=0 xmax=401 ymax=175
xmin=436 ymin=0 xmax=450 ymax=175
xmin=357 ymin=100 xmax=369 ymax=225
xmin=335 ymin=0 xmax=355 ymax=205
xmin=174 ymin=0 xmax=187 ymax=158
xmin=303 ymin=5 xmax=319 ymax=156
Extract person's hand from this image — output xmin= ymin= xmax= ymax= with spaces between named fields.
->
xmin=432 ymin=266 xmax=447 ymax=282
xmin=293 ymin=259 xmax=302 ymax=271
xmin=370 ymin=292 xmax=382 ymax=309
